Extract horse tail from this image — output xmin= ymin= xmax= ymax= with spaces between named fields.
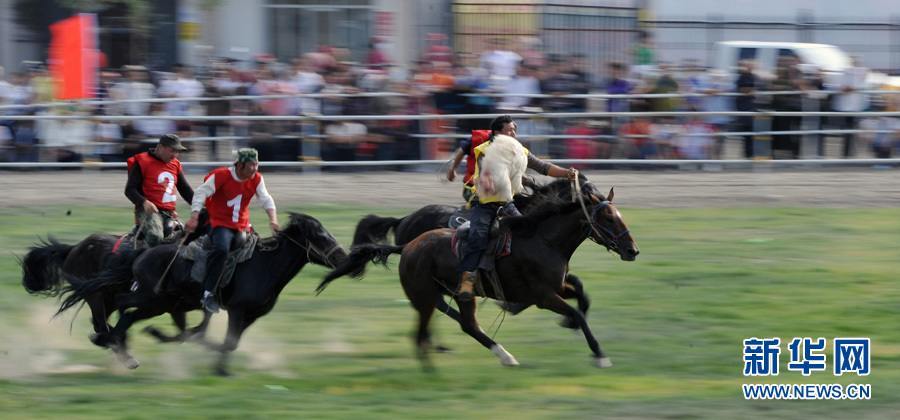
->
xmin=351 ymin=214 xmax=403 ymax=247
xmin=316 ymin=243 xmax=404 ymax=294
xmin=21 ymin=237 xmax=74 ymax=296
xmin=55 ymin=248 xmax=144 ymax=317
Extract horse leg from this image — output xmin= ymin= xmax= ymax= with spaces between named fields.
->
xmin=143 ymin=311 xmax=189 ymax=343
xmin=85 ymin=296 xmax=112 ymax=347
xmin=106 ymin=306 xmax=166 ymax=369
xmin=432 ymin=297 xmax=457 ymax=353
xmin=413 ymin=300 xmax=437 ymax=371
xmin=453 ymin=297 xmax=519 ymax=367
xmin=213 ymin=310 xmax=253 ymax=376
xmin=186 ymin=311 xmax=212 ymax=341
xmin=537 ymin=294 xmax=611 ymax=368
xmin=558 ymin=273 xmax=591 ymax=330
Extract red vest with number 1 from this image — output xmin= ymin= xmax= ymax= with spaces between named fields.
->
xmin=205 ymin=166 xmax=262 ymax=231
xmin=464 ymin=130 xmax=491 ymax=185
xmin=126 ymin=152 xmax=182 ymax=211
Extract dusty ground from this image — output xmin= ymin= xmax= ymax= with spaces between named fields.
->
xmin=1 ymin=169 xmax=898 ymax=208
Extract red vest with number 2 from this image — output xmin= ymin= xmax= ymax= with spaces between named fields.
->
xmin=126 ymin=152 xmax=182 ymax=211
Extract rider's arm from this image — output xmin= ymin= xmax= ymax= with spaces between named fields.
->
xmin=527 ymin=154 xmax=576 ymax=179
xmin=256 ymin=175 xmax=279 ymax=231
xmin=449 ymin=147 xmax=465 ymax=170
xmin=255 ymin=176 xmax=276 ymax=213
xmin=190 ymin=174 xmax=216 ymax=214
xmin=124 ymin=163 xmax=147 ymax=207
xmin=176 ymin=170 xmax=194 ymax=204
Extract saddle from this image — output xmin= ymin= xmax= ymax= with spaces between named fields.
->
xmin=180 ymin=231 xmax=259 ymax=291
xmin=450 ymin=212 xmax=513 ymax=269
xmin=113 ymin=218 xmax=184 ymax=253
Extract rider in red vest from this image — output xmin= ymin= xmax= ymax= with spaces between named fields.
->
xmin=447 ymin=129 xmax=492 ymax=204
xmin=185 ymin=148 xmax=280 ymax=313
xmin=125 ymin=134 xmax=193 ymax=246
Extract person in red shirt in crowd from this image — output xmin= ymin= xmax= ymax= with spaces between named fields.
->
xmin=125 ymin=134 xmax=193 ymax=246
xmin=185 ymin=148 xmax=280 ymax=313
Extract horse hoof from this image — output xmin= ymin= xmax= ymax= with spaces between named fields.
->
xmin=434 ymin=345 xmax=453 ymax=353
xmin=595 ymin=357 xmax=613 ymax=368
xmin=491 ymin=344 xmax=520 ymax=367
xmin=213 ymin=367 xmax=231 ymax=377
xmin=123 ymin=357 xmax=141 ymax=370
xmin=90 ymin=333 xmax=109 ymax=348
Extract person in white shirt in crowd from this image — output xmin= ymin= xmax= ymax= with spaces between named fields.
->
xmin=134 ymin=102 xmax=178 ymax=138
xmin=110 ymin=66 xmax=156 ymax=117
xmin=830 ymin=57 xmax=869 ymax=157
xmin=158 ymin=64 xmax=205 ymax=133
xmin=496 ymin=64 xmax=540 ymax=110
xmin=677 ymin=115 xmax=715 ymax=160
xmin=292 ymin=54 xmax=325 ymax=116
xmin=479 ymin=37 xmax=522 ymax=88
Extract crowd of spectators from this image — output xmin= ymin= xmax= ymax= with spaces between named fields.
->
xmin=0 ymin=34 xmax=897 ymax=166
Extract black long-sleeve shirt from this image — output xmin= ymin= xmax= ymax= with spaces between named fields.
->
xmin=125 ymin=153 xmax=194 ymax=210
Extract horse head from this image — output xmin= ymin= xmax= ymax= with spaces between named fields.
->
xmin=583 ymin=185 xmax=639 ymax=262
xmin=281 ymin=213 xmax=348 ymax=268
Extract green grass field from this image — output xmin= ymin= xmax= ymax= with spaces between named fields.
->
xmin=1 ymin=204 xmax=898 ymax=419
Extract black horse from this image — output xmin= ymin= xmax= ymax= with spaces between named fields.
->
xmin=22 ymin=234 xmax=211 ymax=348
xmin=350 ymin=177 xmax=596 ymax=326
xmin=57 ymin=213 xmax=347 ymax=375
xmin=318 ymin=182 xmax=638 ymax=369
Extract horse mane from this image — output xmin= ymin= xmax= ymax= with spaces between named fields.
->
xmin=276 ymin=212 xmax=317 ymax=240
xmin=257 ymin=212 xmax=318 ymax=251
xmin=513 ymin=174 xmax=604 ymax=211
xmin=503 ymin=175 xmax=604 ymax=234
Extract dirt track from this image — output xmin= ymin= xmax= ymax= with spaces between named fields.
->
xmin=1 ymin=169 xmax=898 ymax=209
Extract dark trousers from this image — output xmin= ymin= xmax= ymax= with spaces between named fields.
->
xmin=458 ymin=202 xmax=521 ymax=273
xmin=204 ymin=227 xmax=236 ymax=293
xmin=840 ymin=116 xmax=857 ymax=157
xmin=736 ymin=116 xmax=755 ymax=158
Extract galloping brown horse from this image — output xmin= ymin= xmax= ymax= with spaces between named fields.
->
xmin=318 ymin=181 xmax=638 ymax=369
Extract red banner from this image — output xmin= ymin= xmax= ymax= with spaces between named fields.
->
xmin=49 ymin=14 xmax=98 ymax=100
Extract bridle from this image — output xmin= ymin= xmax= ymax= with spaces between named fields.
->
xmin=572 ymin=173 xmax=629 ymax=253
xmin=278 ymin=231 xmax=343 ymax=269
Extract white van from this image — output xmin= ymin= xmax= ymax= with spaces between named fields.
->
xmin=713 ymin=41 xmax=851 ymax=80
xmin=712 ymin=41 xmax=900 ymax=88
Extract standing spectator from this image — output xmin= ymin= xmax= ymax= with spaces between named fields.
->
xmin=735 ymin=60 xmax=758 ymax=158
xmin=605 ymin=62 xmax=632 ymax=113
xmin=497 ymin=64 xmax=540 ymax=110
xmin=830 ymin=57 xmax=869 ymax=157
xmin=771 ymin=55 xmax=804 ymax=158
xmin=29 ymin=66 xmax=55 ymax=104
xmin=110 ymin=66 xmax=156 ymax=121
xmin=158 ymin=64 xmax=205 ymax=135
xmin=293 ymin=55 xmax=325 ymax=115
xmin=650 ymin=63 xmax=679 ymax=112
xmin=633 ymin=31 xmax=655 ymax=73
xmin=619 ymin=103 xmax=655 ymax=159
xmin=479 ymin=38 xmax=522 ymax=81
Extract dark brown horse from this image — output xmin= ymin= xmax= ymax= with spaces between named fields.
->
xmin=350 ymin=177 xmax=596 ymax=327
xmin=318 ymin=182 xmax=638 ymax=369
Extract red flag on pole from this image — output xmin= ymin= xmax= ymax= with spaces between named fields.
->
xmin=49 ymin=14 xmax=98 ymax=100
